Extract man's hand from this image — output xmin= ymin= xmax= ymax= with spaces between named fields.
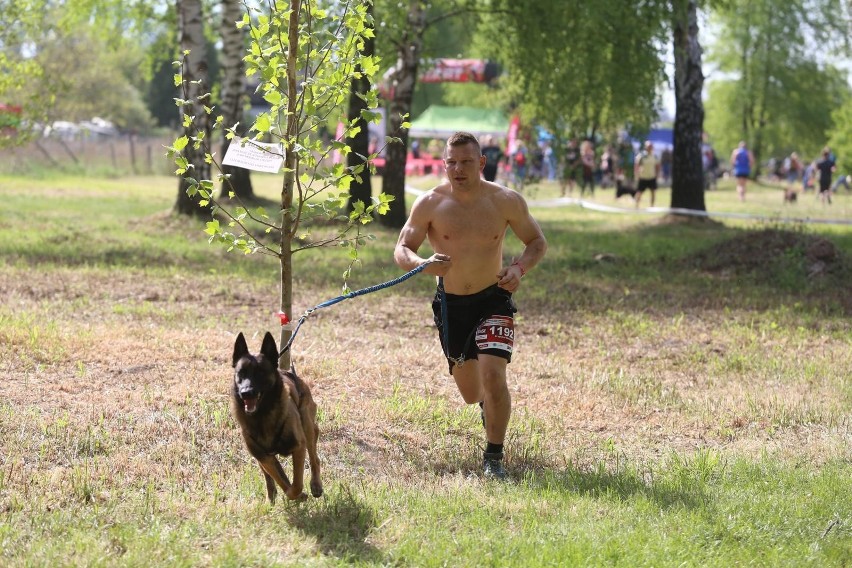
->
xmin=424 ymin=254 xmax=451 ymax=276
xmin=496 ymin=262 xmax=523 ymax=293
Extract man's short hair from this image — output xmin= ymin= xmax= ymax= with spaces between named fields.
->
xmin=446 ymin=131 xmax=481 ymax=155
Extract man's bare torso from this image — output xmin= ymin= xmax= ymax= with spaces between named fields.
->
xmin=426 ymin=181 xmax=508 ymax=295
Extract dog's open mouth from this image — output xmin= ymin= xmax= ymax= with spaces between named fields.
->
xmin=242 ymin=394 xmax=261 ymax=414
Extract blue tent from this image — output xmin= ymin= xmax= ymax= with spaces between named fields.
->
xmin=646 ymin=128 xmax=673 ymax=147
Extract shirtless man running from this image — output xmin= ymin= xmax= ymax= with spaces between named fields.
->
xmin=394 ymin=132 xmax=548 ymax=479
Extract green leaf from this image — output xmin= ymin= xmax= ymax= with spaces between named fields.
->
xmin=173 ymin=136 xmax=189 ymax=152
xmin=255 ymin=114 xmax=271 ymax=132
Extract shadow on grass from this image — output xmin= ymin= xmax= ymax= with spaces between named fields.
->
xmin=420 ymin=442 xmax=708 ymax=511
xmin=514 ymin=462 xmax=710 ymax=511
xmin=286 ymin=483 xmax=385 ymax=563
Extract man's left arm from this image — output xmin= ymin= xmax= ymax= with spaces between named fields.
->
xmin=497 ymin=194 xmax=547 ymax=292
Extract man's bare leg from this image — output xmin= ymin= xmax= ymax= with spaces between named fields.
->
xmin=477 ymin=355 xmax=510 ymax=444
xmin=452 ymin=355 xmax=510 ymax=479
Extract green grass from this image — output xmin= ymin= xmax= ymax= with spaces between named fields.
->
xmin=0 ymin=173 xmax=850 ymax=566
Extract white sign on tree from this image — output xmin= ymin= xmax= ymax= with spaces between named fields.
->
xmin=223 ymin=140 xmax=285 ymax=173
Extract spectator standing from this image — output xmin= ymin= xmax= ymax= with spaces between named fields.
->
xmin=660 ymin=148 xmax=673 ymax=185
xmin=543 ymin=141 xmax=556 ymax=181
xmin=703 ymin=145 xmax=718 ymax=191
xmin=480 ymin=136 xmax=504 ymax=182
xmin=511 ymin=142 xmax=528 ymax=191
xmin=579 ymin=140 xmax=596 ymax=197
xmin=560 ymin=138 xmax=581 ymax=197
xmin=617 ymin=136 xmax=635 ymax=181
xmin=816 ymin=147 xmax=836 ymax=205
xmin=802 ymin=160 xmax=816 ymax=192
xmin=730 ymin=141 xmax=755 ymax=201
xmin=785 ymin=152 xmax=802 ymax=194
xmin=634 ymin=140 xmax=661 ymax=207
xmin=600 ymin=145 xmax=615 ymax=188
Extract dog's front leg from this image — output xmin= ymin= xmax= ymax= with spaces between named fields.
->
xmin=262 ymin=469 xmax=277 ymax=503
xmin=285 ymin=446 xmax=307 ymax=500
xmin=301 ymin=407 xmax=323 ymax=498
xmin=257 ymin=456 xmax=291 ymax=501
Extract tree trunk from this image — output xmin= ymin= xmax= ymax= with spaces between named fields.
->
xmin=219 ymin=0 xmax=253 ymax=200
xmin=346 ymin=1 xmax=375 ymax=212
xmin=278 ymin=0 xmax=300 ymax=370
xmin=670 ymin=0 xmax=706 ymax=212
xmin=379 ymin=1 xmax=426 ymax=229
xmin=174 ymin=0 xmax=212 ymax=216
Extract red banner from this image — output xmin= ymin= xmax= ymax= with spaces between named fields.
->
xmin=379 ymin=59 xmax=498 ymax=99
xmin=419 ymin=59 xmax=488 ymax=84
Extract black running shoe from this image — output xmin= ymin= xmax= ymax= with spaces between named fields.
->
xmin=483 ymin=452 xmax=507 ymax=480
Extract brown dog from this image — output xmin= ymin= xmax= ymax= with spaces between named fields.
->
xmin=231 ymin=332 xmax=323 ymax=502
xmin=783 ymin=189 xmax=798 ymax=203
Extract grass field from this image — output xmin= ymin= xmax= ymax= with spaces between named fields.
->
xmin=0 ymin=172 xmax=850 ymax=567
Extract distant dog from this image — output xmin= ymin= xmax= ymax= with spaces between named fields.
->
xmin=783 ymin=189 xmax=797 ymax=203
xmin=232 ymin=332 xmax=323 ymax=502
xmin=615 ymin=177 xmax=637 ymax=199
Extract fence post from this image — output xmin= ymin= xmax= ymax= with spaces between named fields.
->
xmin=34 ymin=139 xmax=62 ymax=168
xmin=59 ymin=139 xmax=80 ymax=164
xmin=129 ymin=135 xmax=137 ymax=175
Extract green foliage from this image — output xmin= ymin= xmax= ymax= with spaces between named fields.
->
xmin=705 ymin=0 xmax=852 ymax=161
xmin=0 ymin=0 xmax=164 ymax=137
xmin=476 ymin=0 xmax=668 ymax=138
xmin=168 ymin=1 xmax=390 ymax=290
xmin=828 ymin=98 xmax=852 ymax=174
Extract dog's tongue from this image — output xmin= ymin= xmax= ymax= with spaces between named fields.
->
xmin=244 ymin=398 xmax=258 ymax=413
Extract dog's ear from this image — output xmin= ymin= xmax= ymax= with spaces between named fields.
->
xmin=233 ymin=332 xmax=249 ymax=367
xmin=261 ymin=332 xmax=279 ymax=365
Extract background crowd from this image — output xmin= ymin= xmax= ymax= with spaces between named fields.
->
xmin=466 ymin=134 xmax=847 ymax=207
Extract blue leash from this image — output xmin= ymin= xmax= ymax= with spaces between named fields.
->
xmin=279 ymin=260 xmax=436 ymax=357
xmin=438 ymin=276 xmax=450 ymax=356
xmin=437 ymin=276 xmax=469 ymax=368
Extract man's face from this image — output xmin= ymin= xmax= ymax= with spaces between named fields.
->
xmin=444 ymin=142 xmax=485 ymax=190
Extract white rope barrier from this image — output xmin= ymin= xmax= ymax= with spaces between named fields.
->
xmin=405 ymin=186 xmax=852 ymax=226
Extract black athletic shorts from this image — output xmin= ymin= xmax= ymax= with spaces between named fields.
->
xmin=637 ymin=178 xmax=657 ymax=192
xmin=432 ymin=284 xmax=518 ymax=374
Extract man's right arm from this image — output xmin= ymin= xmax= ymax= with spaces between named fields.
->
xmin=393 ymin=193 xmax=451 ymax=276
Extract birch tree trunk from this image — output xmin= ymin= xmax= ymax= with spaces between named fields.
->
xmin=219 ymin=0 xmax=253 ymax=199
xmin=174 ymin=0 xmax=212 ymax=216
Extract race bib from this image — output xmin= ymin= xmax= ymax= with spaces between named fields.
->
xmin=475 ymin=315 xmax=514 ymax=353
